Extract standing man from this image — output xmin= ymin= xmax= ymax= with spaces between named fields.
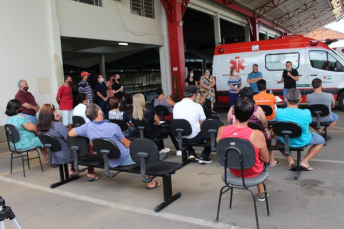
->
xmin=15 ymin=80 xmax=40 ymax=124
xmin=106 ymin=75 xmax=115 ymax=99
xmin=247 ymin=64 xmax=263 ymax=94
xmin=173 ymin=85 xmax=212 ymax=164
xmin=79 ymin=71 xmax=93 ymax=103
xmin=306 ymin=78 xmax=338 ymax=139
xmin=95 ymin=75 xmax=108 ymax=119
xmin=56 ymin=75 xmax=74 ymax=129
xmin=277 ymin=61 xmax=299 ymax=102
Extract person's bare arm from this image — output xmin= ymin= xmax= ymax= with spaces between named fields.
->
xmin=68 ymin=128 xmax=78 ymax=137
xmin=154 ymin=114 xmax=161 ymax=125
xmin=287 ymin=71 xmax=299 ymax=81
xmin=96 ymin=92 xmax=107 ymax=101
xmin=22 ymin=102 xmax=36 ymax=110
xmin=185 ymin=82 xmax=189 ymax=86
xmin=257 ymin=106 xmax=268 ymax=128
xmin=199 ymin=119 xmax=205 ymax=126
xmin=56 ymin=97 xmax=60 ymax=105
xmin=107 ymin=81 xmax=112 ymax=90
xmin=216 ymin=126 xmax=224 ymax=143
xmin=166 ymin=97 xmax=176 ymax=107
xmin=200 ymin=80 xmax=209 ymax=90
xmin=22 ymin=122 xmax=37 ymax=133
xmin=277 ymin=78 xmax=284 ymax=84
xmin=250 ymin=130 xmax=269 ymax=163
xmin=210 ymin=78 xmax=216 ymax=88
xmin=195 ymin=81 xmax=198 ymax=87
xmin=120 ymin=137 xmax=131 ymax=148
xmin=227 ymin=107 xmax=234 ymax=124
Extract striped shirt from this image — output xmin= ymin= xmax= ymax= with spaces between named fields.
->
xmin=228 ymin=76 xmax=241 ymax=93
xmin=78 ymin=80 xmax=93 ymax=103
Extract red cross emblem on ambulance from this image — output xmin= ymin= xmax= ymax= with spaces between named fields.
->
xmin=230 ymin=56 xmax=245 ymax=73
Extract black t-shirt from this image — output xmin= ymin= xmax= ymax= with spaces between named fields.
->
xmin=282 ymin=68 xmax=299 ymax=89
xmin=95 ymin=82 xmax=107 ymax=102
xmin=112 ymin=81 xmax=123 ymax=98
xmin=185 ymin=77 xmax=196 ymax=86
xmin=143 ymin=109 xmax=158 ymax=139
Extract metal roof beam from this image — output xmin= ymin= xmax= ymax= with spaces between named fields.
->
xmin=287 ymin=9 xmax=332 ymax=31
xmin=255 ymin=0 xmax=290 ymax=18
xmin=297 ymin=16 xmax=336 ymax=34
xmin=273 ymin=0 xmax=324 ymax=26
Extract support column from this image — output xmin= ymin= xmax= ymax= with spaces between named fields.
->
xmin=245 ymin=24 xmax=250 ymax=42
xmin=246 ymin=15 xmax=259 ymax=41
xmin=213 ymin=11 xmax=221 ymax=45
xmin=161 ymin=0 xmax=189 ymax=101
xmin=99 ymin=55 xmax=106 ymax=79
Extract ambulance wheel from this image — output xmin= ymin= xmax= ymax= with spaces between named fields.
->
xmin=338 ymin=92 xmax=344 ymax=110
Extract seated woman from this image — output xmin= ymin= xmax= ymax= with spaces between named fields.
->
xmin=37 ymin=104 xmax=99 ymax=181
xmin=132 ymin=93 xmax=179 ymax=153
xmin=73 ymin=94 xmax=91 ymax=123
xmin=5 ymin=99 xmax=48 ymax=159
xmin=217 ymin=97 xmax=269 ymax=201
xmin=154 ymin=87 xmax=175 ymax=122
xmin=108 ymin=97 xmax=138 ymax=137
xmin=228 ymin=87 xmax=279 ymax=167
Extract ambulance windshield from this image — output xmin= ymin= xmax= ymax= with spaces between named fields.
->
xmin=330 ymin=48 xmax=344 ymax=62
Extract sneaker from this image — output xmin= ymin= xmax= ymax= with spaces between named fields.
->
xmin=160 ymin=147 xmax=170 ymax=153
xmin=198 ymin=156 xmax=212 ymax=164
xmin=257 ymin=192 xmax=269 ymax=202
xmin=176 ymin=150 xmax=182 ymax=156
xmin=188 ymin=153 xmax=200 ymax=160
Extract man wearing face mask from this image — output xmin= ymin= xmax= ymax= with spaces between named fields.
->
xmin=15 ymin=79 xmax=40 ymax=124
xmin=79 ymin=71 xmax=93 ymax=103
xmin=277 ymin=61 xmax=299 ymax=102
xmin=56 ymin=75 xmax=74 ymax=129
xmin=247 ymin=64 xmax=263 ymax=94
xmin=95 ymin=74 xmax=108 ymax=119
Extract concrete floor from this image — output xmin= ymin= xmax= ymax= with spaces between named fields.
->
xmin=1 ymin=104 xmax=344 ymax=229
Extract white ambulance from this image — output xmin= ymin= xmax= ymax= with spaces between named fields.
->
xmin=213 ymin=35 xmax=344 ymax=109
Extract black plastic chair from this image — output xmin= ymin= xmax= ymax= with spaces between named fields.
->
xmin=169 ymin=119 xmax=208 ymax=164
xmin=308 ymin=104 xmax=330 ymax=145
xmin=38 ymin=134 xmax=77 ymax=188
xmin=216 ymin=138 xmax=270 ymax=229
xmin=155 ymin=105 xmax=170 ymax=122
xmin=272 ymin=122 xmax=307 ymax=180
xmin=5 ymin=124 xmax=43 ymax=177
xmin=109 ymin=119 xmax=138 ymax=140
xmin=132 ymin=119 xmax=167 ymax=144
xmin=93 ymin=138 xmax=139 ymax=178
xmin=200 ymin=119 xmax=224 ymax=151
xmin=72 ymin=116 xmax=86 ymax=128
xmin=130 ymin=138 xmax=183 ymax=212
xmin=67 ymin=136 xmax=104 ymax=173
xmin=258 ymin=105 xmax=276 ymax=126
xmin=247 ymin=122 xmax=272 ymax=146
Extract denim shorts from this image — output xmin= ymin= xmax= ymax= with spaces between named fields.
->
xmin=276 ymin=132 xmax=324 ymax=146
xmin=323 ymin=113 xmax=338 ymax=123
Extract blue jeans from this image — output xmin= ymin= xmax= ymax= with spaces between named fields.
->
xmin=21 ymin=113 xmax=37 ymax=124
xmin=229 ymin=92 xmax=239 ymax=108
xmin=120 ymin=155 xmax=136 ymax=166
xmin=283 ymin=88 xmax=289 ymax=102
xmin=97 ymin=99 xmax=109 ymax=119
xmin=182 ymin=132 xmax=211 ymax=159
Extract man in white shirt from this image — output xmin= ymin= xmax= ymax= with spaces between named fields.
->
xmin=173 ymin=85 xmax=212 ymax=164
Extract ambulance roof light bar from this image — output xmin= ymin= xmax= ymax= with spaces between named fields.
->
xmin=310 ymin=40 xmax=318 ymax=46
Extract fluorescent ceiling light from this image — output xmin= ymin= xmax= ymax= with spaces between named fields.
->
xmin=118 ymin=43 xmax=128 ymax=46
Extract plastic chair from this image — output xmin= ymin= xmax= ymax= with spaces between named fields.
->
xmin=216 ymin=138 xmax=270 ymax=229
xmin=72 ymin=116 xmax=86 ymax=128
xmin=272 ymin=122 xmax=307 ymax=180
xmin=130 ymin=138 xmax=183 ymax=212
xmin=38 ymin=134 xmax=77 ymax=188
xmin=155 ymin=105 xmax=170 ymax=121
xmin=308 ymin=104 xmax=330 ymax=145
xmin=5 ymin=124 xmax=43 ymax=177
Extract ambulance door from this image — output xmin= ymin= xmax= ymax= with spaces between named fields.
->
xmin=308 ymin=50 xmax=344 ymax=95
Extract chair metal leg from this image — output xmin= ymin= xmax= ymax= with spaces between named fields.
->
xmin=294 ymin=151 xmax=302 ymax=180
xmin=216 ymin=186 xmax=230 ymax=221
xmin=26 ymin=152 xmax=30 ymax=169
xmin=10 ymin=153 xmax=14 ymax=174
xmin=181 ymin=149 xmax=190 ymax=166
xmin=36 ymin=149 xmax=44 ymax=172
xmin=324 ymin=126 xmax=327 ymax=146
xmin=248 ymin=188 xmax=260 ymax=229
xmin=229 ymin=187 xmax=234 ymax=209
xmin=50 ymin=164 xmax=79 ymax=189
xmin=263 ymin=183 xmax=270 ymax=216
xmin=154 ymin=174 xmax=181 ymax=212
xmin=21 ymin=154 xmax=26 ymax=178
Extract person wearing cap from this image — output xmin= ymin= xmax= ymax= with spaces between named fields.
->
xmin=15 ymin=79 xmax=40 ymax=124
xmin=276 ymin=88 xmax=324 ymax=171
xmin=94 ymin=74 xmax=108 ymax=119
xmin=78 ymin=71 xmax=93 ymax=103
xmin=56 ymin=75 xmax=74 ymax=129
xmin=173 ymin=85 xmax=212 ymax=164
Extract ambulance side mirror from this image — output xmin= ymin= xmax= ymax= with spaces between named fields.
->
xmin=335 ymin=62 xmax=343 ymax=72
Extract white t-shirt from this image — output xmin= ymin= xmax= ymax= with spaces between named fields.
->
xmin=73 ymin=104 xmax=91 ymax=123
xmin=173 ymin=98 xmax=206 ymax=139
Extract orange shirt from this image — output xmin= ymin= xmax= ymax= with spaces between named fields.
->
xmin=253 ymin=93 xmax=277 ymax=120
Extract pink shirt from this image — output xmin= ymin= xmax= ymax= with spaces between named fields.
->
xmin=106 ymin=81 xmax=114 ymax=97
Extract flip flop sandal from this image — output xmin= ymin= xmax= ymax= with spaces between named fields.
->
xmin=269 ymin=159 xmax=279 ymax=167
xmin=146 ymin=180 xmax=161 ymax=190
xmin=86 ymin=175 xmax=100 ymax=182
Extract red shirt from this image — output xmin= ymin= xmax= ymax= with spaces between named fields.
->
xmin=220 ymin=125 xmax=263 ymax=178
xmin=57 ymin=85 xmax=73 ymax=110
xmin=15 ymin=89 xmax=37 ymax=115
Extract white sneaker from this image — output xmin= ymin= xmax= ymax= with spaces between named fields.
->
xmin=160 ymin=147 xmax=170 ymax=153
xmin=176 ymin=150 xmax=182 ymax=156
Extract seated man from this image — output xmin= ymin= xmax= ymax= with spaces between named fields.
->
xmin=217 ymin=97 xmax=269 ymax=201
xmin=276 ymin=88 xmax=325 ymax=171
xmin=253 ymin=79 xmax=277 ymax=121
xmin=68 ymin=103 xmax=161 ymax=189
xmin=173 ymin=85 xmax=212 ymax=164
xmin=306 ymin=78 xmax=338 ymax=139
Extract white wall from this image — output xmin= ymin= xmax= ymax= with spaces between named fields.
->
xmin=0 ymin=0 xmax=62 ymax=126
xmin=57 ymin=0 xmax=165 ymax=45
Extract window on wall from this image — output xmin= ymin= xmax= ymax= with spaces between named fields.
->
xmin=309 ymin=50 xmax=342 ymax=71
xmin=74 ymin=0 xmax=102 ymax=7
xmin=265 ymin=53 xmax=300 ymax=71
xmin=131 ymin=0 xmax=155 ymax=19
